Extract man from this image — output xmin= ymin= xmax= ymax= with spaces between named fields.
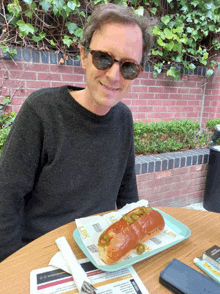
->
xmin=0 ymin=3 xmax=152 ymax=262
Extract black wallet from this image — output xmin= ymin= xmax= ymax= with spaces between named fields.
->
xmin=159 ymin=258 xmax=220 ymax=294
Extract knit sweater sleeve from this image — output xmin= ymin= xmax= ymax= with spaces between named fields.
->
xmin=0 ymin=101 xmax=42 ymax=262
xmin=116 ymin=120 xmax=139 ymax=209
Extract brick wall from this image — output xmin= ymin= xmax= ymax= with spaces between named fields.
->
xmin=125 ymin=71 xmax=206 ymax=125
xmin=203 ymin=54 xmax=220 ymax=125
xmin=1 ymin=48 xmax=219 ymax=128
xmin=135 ymin=148 xmax=209 ymax=207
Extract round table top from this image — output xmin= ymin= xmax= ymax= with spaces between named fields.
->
xmin=0 ymin=206 xmax=219 ymax=293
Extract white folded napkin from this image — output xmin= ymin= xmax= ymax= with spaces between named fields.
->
xmin=50 ymin=236 xmax=96 ymax=294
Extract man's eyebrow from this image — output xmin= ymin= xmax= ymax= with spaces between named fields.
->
xmin=118 ymin=56 xmax=140 ymax=64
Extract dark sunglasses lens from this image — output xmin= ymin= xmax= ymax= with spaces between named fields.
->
xmin=92 ymin=51 xmax=113 ymax=70
xmin=121 ymin=62 xmax=140 ymax=80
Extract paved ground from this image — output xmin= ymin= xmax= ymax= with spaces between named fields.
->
xmin=183 ymin=202 xmax=207 ymax=211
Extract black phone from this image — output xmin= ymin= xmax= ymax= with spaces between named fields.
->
xmin=159 ymin=259 xmax=220 ymax=294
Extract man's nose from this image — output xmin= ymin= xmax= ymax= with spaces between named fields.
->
xmin=105 ymin=62 xmax=121 ymax=81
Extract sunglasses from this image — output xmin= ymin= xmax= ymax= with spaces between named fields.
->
xmin=89 ymin=49 xmax=143 ymax=80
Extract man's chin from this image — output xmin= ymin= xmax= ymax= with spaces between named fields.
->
xmin=93 ymin=98 xmax=121 ymax=115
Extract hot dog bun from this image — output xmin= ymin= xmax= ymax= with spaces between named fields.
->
xmin=97 ymin=206 xmax=165 ymax=265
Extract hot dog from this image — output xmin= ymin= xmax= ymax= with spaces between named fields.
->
xmin=97 ymin=206 xmax=165 ymax=265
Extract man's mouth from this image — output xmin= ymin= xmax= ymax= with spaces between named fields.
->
xmin=100 ymin=82 xmax=120 ymax=91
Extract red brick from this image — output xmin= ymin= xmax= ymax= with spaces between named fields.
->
xmin=188 ymin=75 xmax=203 ymax=82
xmin=182 ymin=81 xmax=200 ymax=88
xmin=165 ymin=175 xmax=182 ymax=184
xmin=186 ymin=112 xmax=199 ymax=118
xmin=156 ymin=112 xmax=174 ymax=119
xmin=195 ymin=107 xmax=202 ymax=112
xmin=1 ymin=88 xmax=10 ymax=96
xmin=169 ymin=94 xmax=183 ymax=100
xmin=146 ymin=100 xmax=161 ymax=106
xmin=189 ymin=88 xmax=202 ymax=94
xmin=165 ymin=81 xmax=183 ymax=87
xmin=164 ymin=87 xmax=178 ymax=93
xmin=182 ymin=94 xmax=196 ymax=100
xmin=171 ymin=181 xmax=188 ymax=190
xmin=153 ymin=184 xmax=173 ymax=193
xmin=172 ymin=166 xmax=189 ymax=175
xmin=168 ymin=106 xmax=183 ymax=112
xmin=212 ymin=89 xmax=220 ymax=95
xmin=148 ymin=87 xmax=164 ymax=93
xmin=205 ymin=89 xmax=212 ymax=95
xmin=4 ymin=60 xmax=23 ymax=71
xmin=139 ymin=72 xmax=149 ymax=79
xmin=210 ymin=100 xmax=220 ymax=107
xmin=207 ymin=83 xmax=220 ymax=90
xmin=188 ymin=191 xmax=204 ymax=199
xmin=62 ymin=74 xmax=83 ymax=82
xmin=139 ymin=93 xmax=154 ymax=99
xmin=176 ymin=100 xmax=187 ymax=106
xmin=131 ymin=100 xmax=148 ymax=106
xmin=3 ymin=80 xmax=24 ymax=88
xmin=137 ymin=180 xmax=157 ymax=190
xmin=24 ymin=63 xmax=50 ymax=72
xmin=149 ymin=198 xmax=172 ymax=207
xmin=38 ymin=73 xmax=61 ymax=81
xmin=129 ymin=106 xmax=138 ymax=112
xmin=132 ymin=86 xmax=149 ymax=93
xmin=154 ymin=93 xmax=169 ymax=100
xmin=50 ymin=65 xmax=73 ymax=74
xmin=174 ymin=113 xmax=187 ymax=118
xmin=163 ymin=190 xmax=181 ymax=199
xmin=51 ymin=82 xmax=72 ymax=88
xmin=127 ymin=92 xmax=139 ymax=99
xmin=121 ymin=99 xmax=131 ymax=106
xmin=18 ymin=89 xmax=35 ymax=97
xmin=188 ymin=100 xmax=201 ymax=106
xmin=11 ymin=98 xmax=26 ymax=105
xmin=73 ymin=67 xmax=86 ymax=75
xmin=178 ymin=88 xmax=190 ymax=94
xmin=10 ymin=71 xmax=36 ymax=80
xmin=26 ymin=81 xmax=51 ymax=88
xmin=131 ymin=79 xmax=140 ymax=85
xmin=140 ymin=79 xmax=156 ymax=86
xmin=138 ymin=106 xmax=153 ymax=112
xmin=163 ymin=100 xmax=176 ymax=106
xmin=153 ymin=106 xmax=168 ymax=112
xmin=204 ymin=101 xmax=211 ymax=107
xmin=138 ymin=190 xmax=154 ymax=199
xmin=132 ymin=113 xmax=145 ymax=120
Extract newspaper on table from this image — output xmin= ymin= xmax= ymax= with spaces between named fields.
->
xmin=75 ymin=199 xmax=184 ymax=266
xmin=30 ymin=257 xmax=149 ymax=294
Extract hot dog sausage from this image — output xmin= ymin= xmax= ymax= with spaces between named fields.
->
xmin=97 ymin=206 xmax=165 ymax=265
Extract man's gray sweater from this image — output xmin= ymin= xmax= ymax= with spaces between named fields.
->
xmin=0 ymin=85 xmax=138 ymax=262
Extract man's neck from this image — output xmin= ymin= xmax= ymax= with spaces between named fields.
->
xmin=69 ymin=88 xmax=111 ymax=116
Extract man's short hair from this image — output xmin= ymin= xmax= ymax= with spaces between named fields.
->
xmin=80 ymin=3 xmax=153 ymax=67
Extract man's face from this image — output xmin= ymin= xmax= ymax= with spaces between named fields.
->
xmin=80 ymin=21 xmax=143 ymax=115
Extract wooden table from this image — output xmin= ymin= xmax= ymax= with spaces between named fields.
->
xmin=0 ymin=207 xmax=220 ymax=293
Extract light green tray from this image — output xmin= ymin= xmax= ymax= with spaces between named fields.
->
xmin=73 ymin=208 xmax=191 ymax=272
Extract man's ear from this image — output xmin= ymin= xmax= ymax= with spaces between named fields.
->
xmin=80 ymin=47 xmax=88 ymax=69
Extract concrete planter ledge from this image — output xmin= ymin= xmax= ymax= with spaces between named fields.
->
xmin=135 ymin=148 xmax=210 ymax=175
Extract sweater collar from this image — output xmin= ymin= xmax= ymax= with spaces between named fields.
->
xmin=63 ymin=85 xmax=117 ymax=123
